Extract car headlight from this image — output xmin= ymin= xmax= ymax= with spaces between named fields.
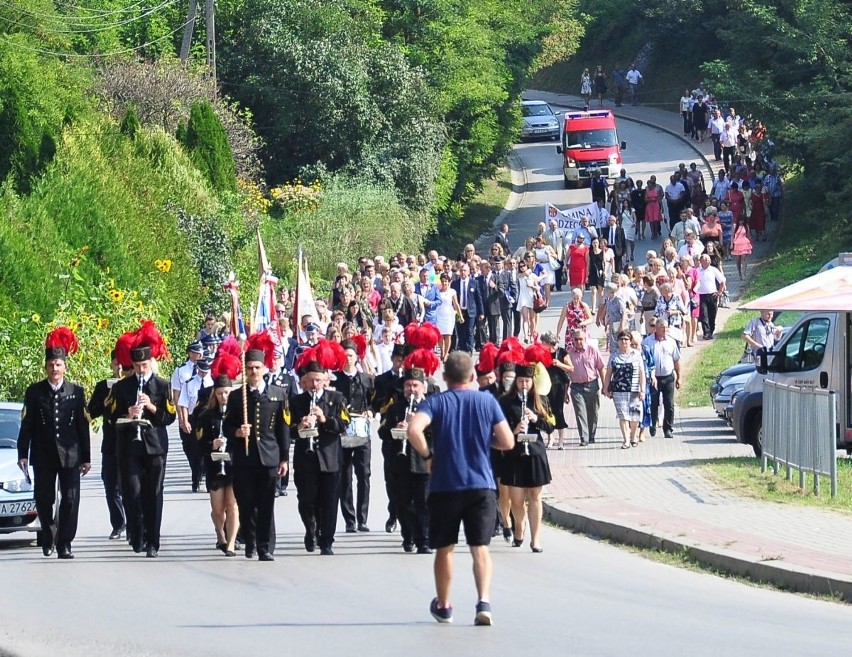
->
xmin=567 ymin=157 xmax=576 ymax=167
xmin=722 ymin=383 xmax=745 ymax=398
xmin=2 ymin=479 xmax=33 ymax=492
xmin=548 ymin=120 xmax=559 ymax=128
xmin=730 ymin=389 xmax=742 ymax=406
xmin=609 ymin=153 xmax=618 ymax=164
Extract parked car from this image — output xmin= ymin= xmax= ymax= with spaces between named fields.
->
xmin=520 ymin=100 xmax=561 ymax=141
xmin=0 ymin=401 xmax=39 ymax=536
xmin=713 ymin=371 xmax=753 ymax=422
xmin=710 ymin=361 xmax=756 ymax=414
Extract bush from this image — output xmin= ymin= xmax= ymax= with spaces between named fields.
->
xmin=184 ymin=100 xmax=237 ymax=193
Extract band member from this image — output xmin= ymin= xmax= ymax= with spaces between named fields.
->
xmin=87 ymin=349 xmax=127 ymax=540
xmin=197 ymin=372 xmax=240 ymax=557
xmin=108 ymin=321 xmax=176 ymax=558
xmin=383 ymin=367 xmax=432 ymax=553
xmin=17 ymin=327 xmax=91 ymax=559
xmin=370 ymin=343 xmax=406 ymax=534
xmin=223 ymin=333 xmax=289 ymax=561
xmin=475 ymin=343 xmax=500 ymax=397
xmin=178 ymin=355 xmax=214 ymax=492
xmin=291 ymin=342 xmax=350 ymax=555
xmin=333 ymin=339 xmax=375 ymax=533
xmin=267 ymin=347 xmax=298 ymax=497
xmin=172 ymin=341 xmax=204 ymax=492
xmin=498 ymin=344 xmax=555 ymax=554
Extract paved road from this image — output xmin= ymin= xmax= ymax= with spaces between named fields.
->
xmin=3 ymin=119 xmax=849 ymax=656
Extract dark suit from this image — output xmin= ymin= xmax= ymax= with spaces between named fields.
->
xmin=604 ymin=224 xmax=627 ymax=272
xmin=379 ymin=395 xmax=431 ymax=551
xmin=88 ymin=378 xmax=126 ymax=534
xmin=478 ymin=272 xmax=503 ymax=344
xmin=371 ymin=368 xmax=404 ymax=525
xmin=451 ymin=276 xmax=482 ymax=352
xmin=495 ymin=269 xmax=515 ymax=342
xmin=332 ymin=370 xmax=375 ymax=529
xmin=18 ymin=379 xmax=91 ymax=554
xmin=290 ymin=389 xmax=349 ymax=550
xmin=281 ymin=337 xmax=298 ymax=372
xmin=495 ymin=231 xmax=510 ymax=255
xmin=223 ymin=383 xmax=289 ymax=556
xmin=109 ymin=373 xmax=176 ymax=551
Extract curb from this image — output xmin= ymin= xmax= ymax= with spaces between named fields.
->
xmin=474 ymin=150 xmax=528 ymax=253
xmin=544 ymin=502 xmax=852 ymax=601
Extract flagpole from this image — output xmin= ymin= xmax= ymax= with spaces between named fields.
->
xmin=293 ymin=245 xmax=302 ymax=342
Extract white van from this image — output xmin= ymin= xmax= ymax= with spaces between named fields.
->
xmin=732 ymin=255 xmax=852 ymax=456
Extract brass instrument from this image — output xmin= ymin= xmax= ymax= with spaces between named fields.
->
xmin=394 ymin=396 xmax=416 ymax=456
xmin=298 ymin=390 xmax=319 ymax=451
xmin=210 ymin=401 xmax=231 ymax=475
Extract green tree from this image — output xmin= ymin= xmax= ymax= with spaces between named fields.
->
xmin=183 ymin=100 xmax=237 ymax=193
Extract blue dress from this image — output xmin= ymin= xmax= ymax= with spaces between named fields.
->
xmin=640 ymin=344 xmax=654 ymax=430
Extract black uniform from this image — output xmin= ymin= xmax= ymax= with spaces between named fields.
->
xmin=370 ymin=368 xmax=404 ymax=527
xmin=332 ymin=369 xmax=374 ymax=530
xmin=267 ymin=367 xmax=297 ymax=494
xmin=17 ymin=379 xmax=91 ymax=555
xmin=290 ymin=389 xmax=349 ymax=551
xmin=108 ymin=373 xmax=176 ymax=552
xmin=196 ymin=405 xmax=232 ymax=491
xmin=498 ymin=393 xmax=554 ymax=488
xmin=223 ymin=383 xmax=289 ymax=557
xmin=379 ymin=395 xmax=431 ymax=551
xmin=88 ymin=378 xmax=126 ymax=535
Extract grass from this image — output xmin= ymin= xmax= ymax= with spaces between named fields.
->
xmin=443 ymin=164 xmax=513 ymax=256
xmin=697 ymin=457 xmax=852 ymax=513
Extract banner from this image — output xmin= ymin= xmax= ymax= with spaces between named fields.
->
xmin=252 ymin=229 xmax=280 ymax=347
xmin=544 ymin=201 xmax=608 ymax=233
xmin=293 ymin=246 xmax=319 ymax=342
xmin=223 ymin=273 xmax=247 ymax=341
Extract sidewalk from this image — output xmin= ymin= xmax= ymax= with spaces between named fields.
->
xmin=519 ymin=91 xmax=851 ymax=601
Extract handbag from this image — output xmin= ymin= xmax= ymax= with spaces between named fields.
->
xmin=533 ymin=295 xmax=548 ymax=313
xmin=549 ymin=256 xmax=561 ymax=271
xmin=717 ymin=291 xmax=730 ymax=308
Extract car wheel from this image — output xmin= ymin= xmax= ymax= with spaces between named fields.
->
xmin=749 ymin=411 xmax=762 ymax=457
xmin=564 ymin=175 xmax=576 ymax=190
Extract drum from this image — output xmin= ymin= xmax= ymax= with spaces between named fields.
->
xmin=341 ymin=414 xmax=371 ymax=449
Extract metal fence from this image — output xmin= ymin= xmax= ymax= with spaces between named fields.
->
xmin=761 ymin=380 xmax=838 ymax=497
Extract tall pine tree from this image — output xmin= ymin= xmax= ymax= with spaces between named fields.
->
xmin=183 ymin=100 xmax=236 ymax=192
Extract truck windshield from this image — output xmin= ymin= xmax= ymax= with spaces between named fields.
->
xmin=565 ymin=129 xmax=617 ymax=149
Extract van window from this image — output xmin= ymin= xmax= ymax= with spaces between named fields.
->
xmin=781 ymin=318 xmax=830 ymax=372
xmin=565 ymin=129 xmax=617 ymax=149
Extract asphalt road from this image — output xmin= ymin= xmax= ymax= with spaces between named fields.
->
xmin=3 ymin=122 xmax=851 ymax=656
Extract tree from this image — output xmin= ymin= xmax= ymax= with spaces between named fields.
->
xmin=183 ymin=100 xmax=237 ymax=192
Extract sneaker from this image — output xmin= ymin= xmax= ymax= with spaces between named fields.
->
xmin=474 ymin=600 xmax=493 ymax=626
xmin=430 ymin=597 xmax=453 ymax=624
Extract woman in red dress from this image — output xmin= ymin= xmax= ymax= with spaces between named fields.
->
xmin=644 ymin=179 xmax=663 ymax=239
xmin=749 ymin=180 xmax=768 ymax=242
xmin=726 ymin=181 xmax=745 ymax=225
xmin=567 ymin=235 xmax=589 ymax=289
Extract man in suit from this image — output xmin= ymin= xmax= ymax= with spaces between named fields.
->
xmin=87 ymin=350 xmax=126 ymax=540
xmin=477 ymin=260 xmax=502 ymax=345
xmin=371 ymin=344 xmax=406 ymax=534
xmin=224 ymin=346 xmax=289 ymax=561
xmin=451 ymin=263 xmax=482 ymax=353
xmin=109 ymin=338 xmax=176 ymax=558
xmin=414 ymin=268 xmax=442 ymax=325
xmin=291 ymin=359 xmax=350 ymax=556
xmin=494 ymin=223 xmax=510 ymax=255
xmin=604 ymin=214 xmax=627 ymax=273
xmin=18 ymin=329 xmax=91 ymax=559
xmin=492 ymin=256 xmax=515 ymax=343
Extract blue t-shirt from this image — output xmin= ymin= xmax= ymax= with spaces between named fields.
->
xmin=417 ymin=388 xmax=506 ymax=493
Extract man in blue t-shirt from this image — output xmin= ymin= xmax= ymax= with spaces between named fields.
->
xmin=407 ymin=352 xmax=513 ymax=626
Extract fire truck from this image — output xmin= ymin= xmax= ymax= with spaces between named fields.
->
xmin=555 ymin=110 xmax=627 ymax=189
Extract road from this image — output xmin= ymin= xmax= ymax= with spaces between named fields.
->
xmin=3 ymin=120 xmax=851 ymax=656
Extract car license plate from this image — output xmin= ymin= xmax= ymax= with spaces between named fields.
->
xmin=0 ymin=501 xmax=36 ymax=516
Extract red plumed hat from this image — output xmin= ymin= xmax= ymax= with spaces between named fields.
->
xmin=315 ymin=339 xmax=348 ymax=372
xmin=218 ymin=335 xmax=242 ymax=359
xmin=349 ymin=334 xmax=367 ymax=360
xmin=498 ymin=336 xmax=524 ymax=359
xmin=244 ymin=331 xmax=276 ymax=369
xmin=211 ymin=352 xmax=242 ymax=381
xmin=133 ymin=320 xmax=170 ymax=360
xmin=44 ymin=326 xmax=79 ymax=361
xmin=114 ymin=331 xmax=136 ymax=369
xmin=475 ymin=342 xmax=499 ymax=375
xmin=403 ymin=348 xmax=440 ymax=376
xmin=404 ymin=322 xmax=441 ymax=350
xmin=524 ymin=342 xmax=553 ymax=368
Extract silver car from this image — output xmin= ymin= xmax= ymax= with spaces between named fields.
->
xmin=0 ymin=402 xmax=39 ymax=535
xmin=521 ymin=100 xmax=561 ymax=141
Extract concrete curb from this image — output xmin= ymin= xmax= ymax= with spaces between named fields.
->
xmin=544 ymin=502 xmax=852 ymax=601
xmin=474 ymin=150 xmax=528 ymax=253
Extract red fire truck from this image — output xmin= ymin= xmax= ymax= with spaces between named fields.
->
xmin=556 ymin=110 xmax=627 ymax=189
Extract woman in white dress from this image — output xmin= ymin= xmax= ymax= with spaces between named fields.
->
xmin=515 ymin=258 xmax=542 ymax=343
xmin=600 ymin=238 xmax=616 ymax=282
xmin=434 ymin=272 xmax=461 ymax=361
xmin=533 ymin=235 xmax=558 ymax=306
xmin=619 ymin=200 xmax=637 ymax=263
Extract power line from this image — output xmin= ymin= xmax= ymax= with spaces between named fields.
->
xmin=0 ymin=0 xmax=166 ymax=23
xmin=0 ymin=0 xmax=180 ymax=35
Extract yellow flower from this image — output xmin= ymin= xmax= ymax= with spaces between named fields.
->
xmin=154 ymin=259 xmax=172 ymax=273
xmin=108 ymin=289 xmax=124 ymax=303
xmin=97 ymin=317 xmax=110 ymax=330
xmin=31 ymin=313 xmax=41 ymax=323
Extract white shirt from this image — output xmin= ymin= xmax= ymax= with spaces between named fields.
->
xmin=677 ymin=240 xmax=705 ymax=259
xmin=695 ymin=264 xmax=726 ymax=294
xmin=171 ymin=359 xmax=196 ymax=390
xmin=643 ymin=334 xmax=680 ymax=376
xmin=178 ymin=373 xmax=213 ymax=412
xmin=711 ymin=178 xmax=730 ymax=199
xmin=665 ymin=183 xmax=685 ymax=200
xmin=720 ymin=126 xmax=738 ymax=148
xmin=708 ymin=116 xmax=725 ymax=135
xmin=680 ymin=96 xmax=691 ymax=112
xmin=626 ymin=69 xmax=642 ymax=85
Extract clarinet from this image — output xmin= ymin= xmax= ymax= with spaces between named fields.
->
xmin=134 ymin=376 xmax=144 ymax=442
xmin=307 ymin=391 xmax=318 ymax=452
xmin=400 ymin=395 xmax=415 ymax=456
xmin=217 ymin=402 xmax=228 ymax=476
xmin=521 ymin=389 xmax=530 ymax=457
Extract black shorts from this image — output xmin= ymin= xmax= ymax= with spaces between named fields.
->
xmin=428 ymin=489 xmax=497 ymax=549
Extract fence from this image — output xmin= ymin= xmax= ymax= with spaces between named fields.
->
xmin=761 ymin=380 xmax=838 ymax=497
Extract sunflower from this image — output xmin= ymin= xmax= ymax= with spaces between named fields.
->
xmin=108 ymin=289 xmax=124 ymax=303
xmin=154 ymin=259 xmax=173 ymax=273
xmin=97 ymin=317 xmax=110 ymax=330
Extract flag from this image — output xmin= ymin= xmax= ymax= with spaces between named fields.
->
xmin=252 ymin=229 xmax=280 ymax=344
xmin=545 ymin=201 xmax=605 ymax=232
xmin=223 ymin=272 xmax=247 ymax=340
xmin=293 ymin=245 xmax=319 ymax=343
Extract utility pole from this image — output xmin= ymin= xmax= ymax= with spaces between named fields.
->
xmin=205 ymin=0 xmax=216 ymax=82
xmin=179 ymin=0 xmax=198 ymax=65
